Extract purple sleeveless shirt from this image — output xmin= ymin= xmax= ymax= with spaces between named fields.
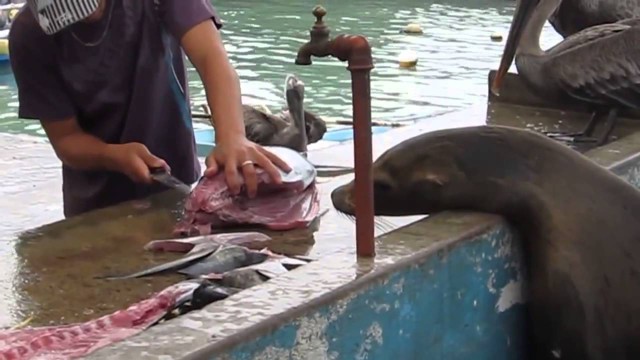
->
xmin=9 ymin=0 xmax=222 ymax=217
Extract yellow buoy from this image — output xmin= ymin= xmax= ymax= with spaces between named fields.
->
xmin=398 ymin=50 xmax=418 ymax=68
xmin=0 ymin=39 xmax=9 ymax=55
xmin=490 ymin=32 xmax=503 ymax=42
xmin=402 ymin=23 xmax=423 ymax=35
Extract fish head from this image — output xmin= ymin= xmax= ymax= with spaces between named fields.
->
xmin=258 ymin=146 xmax=317 ymax=190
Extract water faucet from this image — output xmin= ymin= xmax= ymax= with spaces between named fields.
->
xmin=295 ymin=5 xmax=376 ymax=258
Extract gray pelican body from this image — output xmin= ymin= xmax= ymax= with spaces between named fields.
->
xmin=493 ymin=0 xmax=640 ymax=145
xmin=201 ymin=75 xmax=327 ymax=153
xmin=549 ymin=0 xmax=640 ymax=37
xmin=243 ymin=106 xmax=326 ymax=148
xmin=242 ymin=75 xmax=327 ymax=153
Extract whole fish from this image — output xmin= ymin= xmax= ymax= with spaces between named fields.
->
xmin=157 ymin=279 xmax=240 ymax=323
xmin=203 ymin=259 xmax=290 ymax=281
xmin=178 ymin=245 xmax=270 ymax=278
xmin=216 ymin=268 xmax=268 ymax=289
xmin=173 ymin=146 xmax=321 ymax=237
xmin=200 ymin=255 xmax=304 ymax=289
xmin=97 ymin=246 xmax=219 ymax=280
xmin=190 ymin=281 xmax=240 ymax=309
xmin=258 ymin=249 xmax=311 ymax=270
xmin=144 ymin=232 xmax=272 ymax=254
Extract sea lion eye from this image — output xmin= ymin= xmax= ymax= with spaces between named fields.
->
xmin=373 ymin=180 xmax=393 ymax=194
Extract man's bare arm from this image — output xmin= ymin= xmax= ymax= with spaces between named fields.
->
xmin=40 ymin=117 xmax=166 ymax=183
xmin=40 ymin=117 xmax=113 ymax=170
xmin=179 ymin=20 xmax=245 ymax=142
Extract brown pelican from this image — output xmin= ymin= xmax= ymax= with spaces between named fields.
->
xmin=549 ymin=0 xmax=640 ymax=37
xmin=200 ymin=75 xmax=326 ymax=153
xmin=492 ymin=0 xmax=640 ymax=145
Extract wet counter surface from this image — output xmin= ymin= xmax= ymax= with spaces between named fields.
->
xmin=1 ymin=101 xmax=640 ymax=330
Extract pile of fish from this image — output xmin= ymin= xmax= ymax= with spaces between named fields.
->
xmin=98 ymin=232 xmax=312 ymax=329
xmin=102 ymin=232 xmax=309 ymax=282
xmin=1 ymin=233 xmax=313 ymax=360
xmin=173 ymin=146 xmax=320 ymax=237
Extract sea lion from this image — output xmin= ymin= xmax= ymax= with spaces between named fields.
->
xmin=331 ymin=125 xmax=640 ymax=359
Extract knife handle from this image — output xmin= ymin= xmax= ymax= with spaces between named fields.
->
xmin=149 ymin=166 xmax=169 ymax=175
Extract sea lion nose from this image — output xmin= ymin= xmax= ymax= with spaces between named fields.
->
xmin=330 ymin=184 xmax=353 ymax=212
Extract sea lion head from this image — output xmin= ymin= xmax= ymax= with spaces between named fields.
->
xmin=331 ymin=125 xmax=542 ymax=217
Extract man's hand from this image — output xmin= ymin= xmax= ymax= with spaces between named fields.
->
xmin=104 ymin=143 xmax=169 ymax=184
xmin=40 ymin=116 xmax=168 ymax=183
xmin=181 ymin=19 xmax=291 ymax=197
xmin=205 ymin=137 xmax=291 ymax=198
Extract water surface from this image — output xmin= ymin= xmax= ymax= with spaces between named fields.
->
xmin=0 ymin=0 xmax=562 ymax=136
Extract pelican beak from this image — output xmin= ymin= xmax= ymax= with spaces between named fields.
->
xmin=285 ymin=74 xmax=304 ymax=105
xmin=285 ymin=74 xmax=302 ymax=91
xmin=491 ymin=0 xmax=539 ymax=95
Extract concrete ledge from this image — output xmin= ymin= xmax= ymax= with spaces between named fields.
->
xmin=87 ymin=126 xmax=640 ymax=359
xmin=187 ymin=214 xmax=526 ymax=360
xmin=486 ymin=70 xmax=640 ymax=120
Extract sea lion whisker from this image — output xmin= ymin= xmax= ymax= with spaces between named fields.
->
xmin=374 ymin=216 xmax=395 ymax=232
xmin=334 ymin=205 xmax=395 ymax=232
xmin=335 ymin=210 xmax=354 ymax=222
xmin=374 ymin=220 xmax=391 ymax=233
xmin=332 ymin=204 xmax=394 ymax=231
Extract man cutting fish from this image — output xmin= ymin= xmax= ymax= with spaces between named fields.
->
xmin=9 ymin=0 xmax=290 ymax=217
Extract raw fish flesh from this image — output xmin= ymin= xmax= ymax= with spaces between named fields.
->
xmin=173 ymin=146 xmax=320 ymax=237
xmin=0 ymin=281 xmax=201 ymax=360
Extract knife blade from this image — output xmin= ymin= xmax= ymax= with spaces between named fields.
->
xmin=150 ymin=167 xmax=192 ymax=195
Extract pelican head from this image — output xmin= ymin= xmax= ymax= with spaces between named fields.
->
xmin=491 ymin=0 xmax=542 ymax=95
xmin=284 ymin=74 xmax=308 ymax=153
xmin=285 ymin=74 xmax=304 ymax=108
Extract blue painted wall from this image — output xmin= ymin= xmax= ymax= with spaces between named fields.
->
xmin=217 ymin=226 xmax=527 ymax=360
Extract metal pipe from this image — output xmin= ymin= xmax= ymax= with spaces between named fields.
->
xmin=294 ymin=5 xmax=376 ymax=257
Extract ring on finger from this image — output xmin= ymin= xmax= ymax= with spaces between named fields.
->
xmin=241 ymin=160 xmax=254 ymax=167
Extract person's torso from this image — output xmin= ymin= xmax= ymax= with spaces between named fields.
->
xmin=37 ymin=0 xmax=200 ymax=216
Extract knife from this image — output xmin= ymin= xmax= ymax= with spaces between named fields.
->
xmin=149 ymin=167 xmax=192 ymax=195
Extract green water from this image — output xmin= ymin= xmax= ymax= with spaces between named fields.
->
xmin=0 ymin=0 xmax=563 ymax=136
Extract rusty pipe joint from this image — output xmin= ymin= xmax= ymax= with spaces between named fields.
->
xmin=328 ymin=34 xmax=374 ymax=71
